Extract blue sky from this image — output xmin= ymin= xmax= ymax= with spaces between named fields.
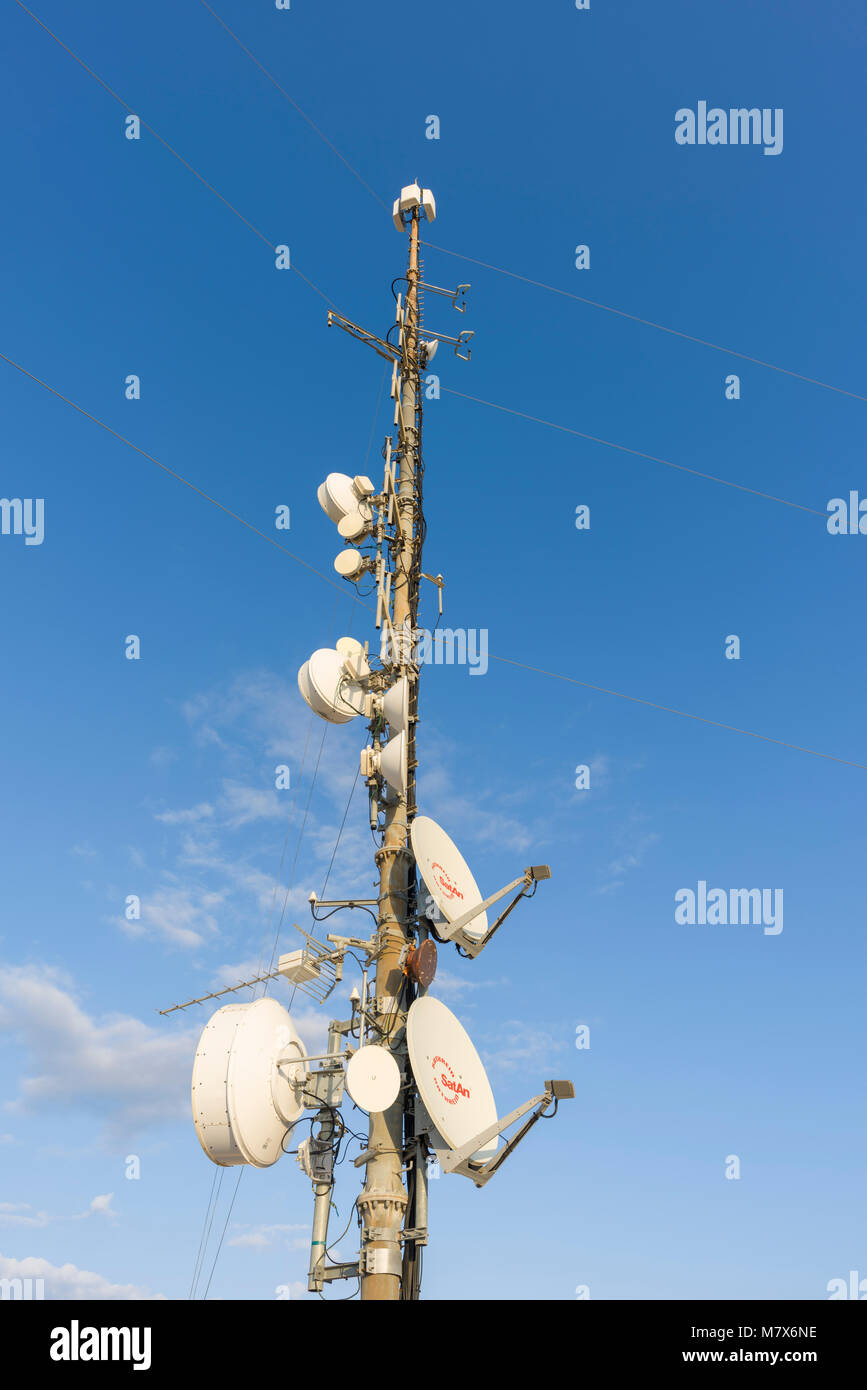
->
xmin=1 ymin=0 xmax=865 ymax=1300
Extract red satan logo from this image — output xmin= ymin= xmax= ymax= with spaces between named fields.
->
xmin=432 ymin=860 xmax=464 ymax=904
xmin=432 ymin=1055 xmax=470 ymax=1106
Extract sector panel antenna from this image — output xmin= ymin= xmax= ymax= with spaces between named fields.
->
xmin=192 ymin=998 xmax=307 ymax=1168
xmin=410 ymin=816 xmax=488 ymax=943
xmin=407 ymin=995 xmax=497 ymax=1157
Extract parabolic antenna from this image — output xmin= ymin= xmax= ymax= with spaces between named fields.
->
xmin=192 ymin=998 xmax=307 ymax=1168
xmin=345 ymin=1045 xmax=401 ymax=1113
xmin=302 ymin=648 xmax=365 ymax=723
xmin=335 ymin=636 xmax=370 ymax=679
xmin=334 ymin=549 xmax=364 ymax=579
xmin=337 ymin=511 xmax=368 ymax=541
xmin=320 ymin=472 xmax=373 ymax=525
xmin=407 ymin=996 xmax=497 ymax=1161
xmin=410 ymin=816 xmax=488 ymax=943
xmin=382 ymin=676 xmax=410 ymax=735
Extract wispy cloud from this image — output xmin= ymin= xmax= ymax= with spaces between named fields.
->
xmin=0 ymin=1202 xmax=50 ymax=1229
xmin=477 ymin=1017 xmax=567 ymax=1074
xmin=228 ymin=1222 xmax=308 ymax=1251
xmin=597 ymin=829 xmax=660 ymax=895
xmin=154 ymin=803 xmax=214 ymax=826
xmin=116 ymin=883 xmax=223 ymax=949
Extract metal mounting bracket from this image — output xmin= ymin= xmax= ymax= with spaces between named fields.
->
xmin=426 ymin=1080 xmax=571 ymax=1188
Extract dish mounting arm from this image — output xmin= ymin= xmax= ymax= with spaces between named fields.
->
xmin=435 ymin=865 xmax=551 ymax=958
xmin=434 ymin=1079 xmax=574 ymax=1189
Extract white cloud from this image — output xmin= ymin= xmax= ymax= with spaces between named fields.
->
xmin=598 ymin=829 xmax=660 ymax=894
xmin=118 ymin=883 xmax=223 ymax=949
xmin=219 ymin=781 xmax=284 ymax=828
xmin=478 ymin=1018 xmax=566 ymax=1074
xmin=88 ymin=1193 xmax=117 ymax=1219
xmin=0 ymin=1203 xmax=50 ymax=1228
xmin=0 ymin=965 xmax=198 ymax=1137
xmin=149 ymin=746 xmax=178 ymax=768
xmin=431 ymin=971 xmax=508 ymax=1001
xmin=154 ymin=803 xmax=214 ymax=825
xmin=228 ymin=1222 xmax=308 ymax=1251
xmin=0 ymin=1253 xmax=165 ymax=1300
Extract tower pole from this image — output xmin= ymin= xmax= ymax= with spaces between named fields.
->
xmin=358 ymin=206 xmax=422 ymax=1300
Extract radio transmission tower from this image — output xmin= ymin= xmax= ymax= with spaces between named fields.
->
xmin=178 ymin=182 xmax=571 ymax=1304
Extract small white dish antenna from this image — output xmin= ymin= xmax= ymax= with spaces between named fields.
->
xmin=361 ymin=729 xmax=407 ymax=795
xmin=334 ymin=549 xmax=365 ymax=579
xmin=410 ymin=816 xmax=488 ymax=943
xmin=298 ymin=648 xmax=365 ymax=723
xmin=365 ymin=676 xmax=410 ymax=735
xmin=345 ymin=1045 xmax=401 ymax=1113
xmin=335 ymin=636 xmax=370 ymax=680
xmin=192 ymin=998 xmax=307 ymax=1168
xmin=382 ymin=676 xmax=410 ymax=734
xmin=318 ymin=472 xmax=373 ymax=525
xmin=407 ymin=996 xmax=497 ymax=1159
xmin=337 ymin=511 xmax=369 ymax=542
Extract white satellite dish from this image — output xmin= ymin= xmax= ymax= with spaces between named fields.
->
xmin=410 ymin=816 xmax=488 ymax=943
xmin=345 ymin=1045 xmax=401 ymax=1113
xmin=192 ymin=998 xmax=307 ymax=1168
xmin=407 ymin=996 xmax=497 ymax=1162
xmin=318 ymin=472 xmax=373 ymax=525
xmin=297 ymin=659 xmax=316 ymax=712
xmin=299 ymin=648 xmax=365 ymax=723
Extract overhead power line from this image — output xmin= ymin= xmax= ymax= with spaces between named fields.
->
xmin=198 ymin=0 xmax=390 ymax=212
xmin=1 ymin=350 xmax=860 ymax=774
xmin=441 ymin=387 xmax=825 ymax=516
xmin=422 ymin=241 xmax=867 ymax=406
xmin=19 ymin=0 xmax=863 ymax=406
xmin=0 ymin=348 xmax=354 ymax=599
xmin=13 ymin=1 xmax=336 ymax=307
xmin=488 ymin=655 xmax=867 ymax=772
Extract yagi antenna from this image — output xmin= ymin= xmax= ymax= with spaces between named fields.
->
xmin=158 ymin=926 xmax=340 ymax=1015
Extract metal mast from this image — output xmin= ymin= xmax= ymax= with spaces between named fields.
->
xmin=357 ymin=204 xmax=421 ymax=1302
xmin=176 ymin=182 xmax=573 ymax=1305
